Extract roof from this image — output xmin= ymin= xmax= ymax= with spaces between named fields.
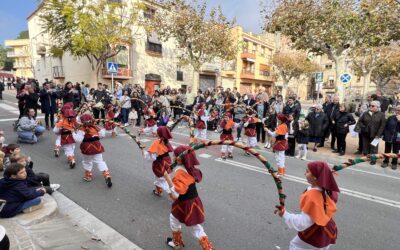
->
xmin=27 ymin=2 xmax=44 ymax=21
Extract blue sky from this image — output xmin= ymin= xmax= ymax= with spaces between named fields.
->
xmin=0 ymin=0 xmax=264 ymax=45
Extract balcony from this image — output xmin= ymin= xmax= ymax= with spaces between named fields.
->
xmin=241 ymin=50 xmax=256 ymax=61
xmin=14 ymin=63 xmax=29 ymax=69
xmin=7 ymin=51 xmax=29 ymax=58
xmin=53 ymin=66 xmax=65 ymax=79
xmin=37 ymin=46 xmax=46 ymax=56
xmin=102 ymin=67 xmax=133 ymax=79
xmin=240 ymin=69 xmax=255 ymax=79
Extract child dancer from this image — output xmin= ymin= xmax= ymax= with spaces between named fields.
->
xmin=145 ymin=126 xmax=173 ymax=196
xmin=140 ymin=103 xmax=157 ymax=136
xmin=194 ymin=103 xmax=208 ymax=140
xmin=243 ymin=110 xmax=257 ymax=154
xmin=54 ymin=102 xmax=74 ymax=157
xmin=53 ymin=109 xmax=78 ymax=169
xmin=286 ymin=113 xmax=298 ymax=157
xmin=275 ymin=161 xmax=339 ymax=249
xmin=73 ymin=114 xmax=112 ymax=187
xmin=104 ymin=104 xmax=117 ymax=137
xmin=219 ymin=112 xmax=235 ymax=159
xmin=265 ymin=114 xmax=288 ymax=176
xmin=165 ymin=145 xmax=213 ymax=250
xmin=296 ymin=120 xmax=310 ymax=160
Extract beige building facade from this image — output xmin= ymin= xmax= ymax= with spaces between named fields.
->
xmin=5 ymin=39 xmax=33 ymax=78
xmin=27 ymin=0 xmax=194 ymax=94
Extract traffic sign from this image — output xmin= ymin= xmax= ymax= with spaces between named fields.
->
xmin=107 ymin=62 xmax=118 ymax=74
xmin=340 ymin=73 xmax=352 ymax=84
xmin=315 ymin=72 xmax=323 ymax=83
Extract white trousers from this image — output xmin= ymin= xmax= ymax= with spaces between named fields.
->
xmin=170 ymin=213 xmax=206 ymax=239
xmin=297 ymin=144 xmax=308 ymax=157
xmin=154 ymin=176 xmax=170 ymax=193
xmin=55 ymin=135 xmax=61 ymax=147
xmin=247 ymin=137 xmax=257 ymax=148
xmin=105 ymin=127 xmax=117 ymax=134
xmin=62 ymin=143 xmax=75 ymax=157
xmin=195 ymin=129 xmax=207 ymax=140
xmin=275 ymin=150 xmax=285 ymax=168
xmin=221 ymin=145 xmax=233 ymax=153
xmin=143 ymin=125 xmax=157 ymax=134
xmin=82 ymin=153 xmax=108 ymax=172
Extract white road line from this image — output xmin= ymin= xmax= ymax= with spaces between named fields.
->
xmin=171 ymin=130 xmax=400 ymax=181
xmin=199 ymin=153 xmax=212 ymax=158
xmin=215 ymin=158 xmax=400 ymax=209
xmin=0 ymin=116 xmax=45 ymax=122
xmin=0 ymin=103 xmax=19 ymax=115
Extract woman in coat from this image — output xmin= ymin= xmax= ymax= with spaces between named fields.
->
xmin=39 ymin=82 xmax=58 ymax=129
xmin=306 ymin=104 xmax=329 ymax=152
xmin=381 ymin=105 xmax=400 ymax=169
xmin=333 ymin=104 xmax=356 ymax=155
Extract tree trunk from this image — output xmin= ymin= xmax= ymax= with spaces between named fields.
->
xmin=192 ymin=69 xmax=199 ymax=91
xmin=331 ymin=55 xmax=346 ymax=102
xmin=362 ymin=71 xmax=372 ymax=99
xmin=281 ymin=79 xmax=289 ymax=102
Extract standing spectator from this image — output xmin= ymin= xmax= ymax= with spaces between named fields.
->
xmin=354 ymin=94 xmax=373 ymax=154
xmin=306 ymin=104 xmax=329 ymax=152
xmin=16 ymin=83 xmax=28 ymax=119
xmin=82 ymin=83 xmax=89 ymax=101
xmin=23 ymin=85 xmax=40 ymax=117
xmin=120 ymin=90 xmax=131 ymax=126
xmin=283 ymin=97 xmax=300 ymax=121
xmin=286 ymin=113 xmax=298 ymax=156
xmin=131 ymin=91 xmax=143 ymax=126
xmin=254 ymin=97 xmax=268 ymax=143
xmin=271 ymin=95 xmax=284 ymax=114
xmin=357 ymin=100 xmax=386 ymax=165
xmin=326 ymin=96 xmax=340 ymax=150
xmin=193 ymin=89 xmax=205 ymax=107
xmin=93 ymin=83 xmax=107 ymax=120
xmin=0 ymin=80 xmax=4 ymax=100
xmin=74 ymin=83 xmax=83 ymax=107
xmin=59 ymin=82 xmax=77 ymax=106
xmin=295 ymin=120 xmax=310 ymax=160
xmin=7 ymin=77 xmax=12 ymax=90
xmin=264 ymin=106 xmax=277 ymax=148
xmin=381 ymin=105 xmax=400 ymax=169
xmin=17 ymin=108 xmax=45 ymax=144
xmin=333 ymin=104 xmax=356 ymax=155
xmin=374 ymin=90 xmax=389 ymax=113
xmin=185 ymin=86 xmax=196 ymax=111
xmin=39 ymin=82 xmax=57 ymax=129
xmin=234 ymin=97 xmax=246 ymax=142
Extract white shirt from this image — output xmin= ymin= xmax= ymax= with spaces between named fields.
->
xmin=0 ymin=225 xmax=5 ymax=241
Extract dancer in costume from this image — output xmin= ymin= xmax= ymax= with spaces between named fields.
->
xmin=53 ymin=109 xmax=78 ymax=168
xmin=73 ymin=114 xmax=112 ymax=187
xmin=145 ymin=126 xmax=173 ymax=196
xmin=104 ymin=104 xmax=117 ymax=137
xmin=243 ymin=110 xmax=257 ymax=154
xmin=265 ymin=114 xmax=289 ymax=176
xmin=194 ymin=103 xmax=207 ymax=140
xmin=165 ymin=145 xmax=213 ymax=250
xmin=219 ymin=112 xmax=235 ymax=160
xmin=275 ymin=161 xmax=339 ymax=250
xmin=54 ymin=102 xmax=74 ymax=157
xmin=140 ymin=103 xmax=157 ymax=136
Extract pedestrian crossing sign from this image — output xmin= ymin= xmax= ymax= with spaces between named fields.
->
xmin=107 ymin=62 xmax=118 ymax=74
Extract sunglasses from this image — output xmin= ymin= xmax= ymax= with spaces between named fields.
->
xmin=370 ymin=105 xmax=376 ymax=107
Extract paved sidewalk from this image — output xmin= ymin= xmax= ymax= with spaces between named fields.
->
xmin=0 ymin=193 xmax=142 ymax=250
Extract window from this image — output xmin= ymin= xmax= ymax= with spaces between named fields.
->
xmin=261 ymin=46 xmax=265 ymax=56
xmin=260 ymin=70 xmax=270 ymax=76
xmin=252 ymin=43 xmax=257 ymax=54
xmin=146 ymin=32 xmax=162 ymax=55
xmin=144 ymin=7 xmax=155 ymax=19
xmin=177 ymin=71 xmax=183 ymax=81
xmin=242 ymin=40 xmax=249 ymax=53
xmin=325 ymin=64 xmax=333 ymax=69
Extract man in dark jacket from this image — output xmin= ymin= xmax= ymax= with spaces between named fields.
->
xmin=357 ymin=100 xmax=387 ymax=164
xmin=39 ymin=82 xmax=58 ymax=129
xmin=93 ymin=83 xmax=108 ymax=120
xmin=326 ymin=96 xmax=340 ymax=149
xmin=306 ymin=104 xmax=329 ymax=151
xmin=283 ymin=97 xmax=301 ymax=121
xmin=0 ymin=163 xmax=45 ymax=218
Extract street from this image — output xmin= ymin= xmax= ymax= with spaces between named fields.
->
xmin=1 ymin=91 xmax=399 ymax=250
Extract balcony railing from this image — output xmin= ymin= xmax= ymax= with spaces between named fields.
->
xmin=53 ymin=66 xmax=65 ymax=79
xmin=7 ymin=51 xmax=15 ymax=57
xmin=102 ymin=67 xmax=132 ymax=78
xmin=240 ymin=69 xmax=255 ymax=79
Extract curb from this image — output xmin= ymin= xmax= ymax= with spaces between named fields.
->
xmin=15 ymin=194 xmax=57 ymax=227
xmin=52 ymin=192 xmax=143 ymax=250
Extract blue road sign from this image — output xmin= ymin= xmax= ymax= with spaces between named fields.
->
xmin=315 ymin=72 xmax=323 ymax=83
xmin=340 ymin=73 xmax=352 ymax=84
xmin=107 ymin=62 xmax=118 ymax=74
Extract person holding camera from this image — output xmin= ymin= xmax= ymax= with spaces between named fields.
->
xmin=40 ymin=82 xmax=58 ymax=129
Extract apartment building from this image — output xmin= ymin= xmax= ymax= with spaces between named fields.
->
xmin=4 ymin=39 xmax=33 ymax=78
xmin=27 ymin=0 xmax=194 ymax=94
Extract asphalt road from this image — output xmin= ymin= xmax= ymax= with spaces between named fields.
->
xmin=1 ymin=91 xmax=399 ymax=250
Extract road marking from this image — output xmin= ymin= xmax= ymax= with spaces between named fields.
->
xmin=139 ymin=139 xmax=150 ymax=143
xmin=171 ymin=130 xmax=400 ymax=181
xmin=215 ymin=158 xmax=400 ymax=209
xmin=199 ymin=153 xmax=212 ymax=159
xmin=0 ymin=103 xmax=19 ymax=115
